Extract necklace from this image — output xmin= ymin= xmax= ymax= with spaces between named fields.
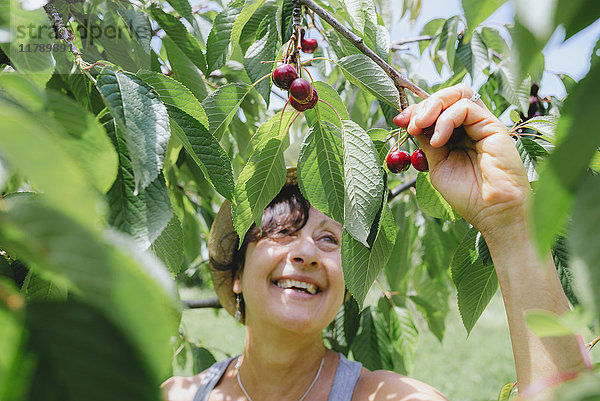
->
xmin=235 ymin=354 xmax=325 ymax=401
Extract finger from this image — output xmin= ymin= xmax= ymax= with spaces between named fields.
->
xmin=407 ymin=83 xmax=481 ymax=135
xmin=393 ymin=104 xmax=418 ymax=128
xmin=430 ymin=99 xmax=507 ymax=147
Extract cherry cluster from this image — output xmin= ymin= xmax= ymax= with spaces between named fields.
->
xmin=386 ymin=148 xmax=428 ymax=173
xmin=271 ymin=32 xmax=319 ymax=112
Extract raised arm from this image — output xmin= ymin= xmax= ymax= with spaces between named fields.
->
xmin=393 ymin=83 xmax=590 ymax=400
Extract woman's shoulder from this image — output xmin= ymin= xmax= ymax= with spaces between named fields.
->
xmin=353 ymin=368 xmax=448 ymax=401
xmin=161 ymin=373 xmax=205 ymax=401
xmin=161 ymin=357 xmax=237 ymax=401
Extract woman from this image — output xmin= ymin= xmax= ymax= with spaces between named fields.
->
xmin=163 ymin=84 xmax=589 ymax=401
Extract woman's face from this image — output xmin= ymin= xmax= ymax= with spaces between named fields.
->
xmin=234 ymin=207 xmax=345 ymax=335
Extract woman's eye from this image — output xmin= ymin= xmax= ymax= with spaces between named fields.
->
xmin=320 ymin=234 xmax=339 ymax=245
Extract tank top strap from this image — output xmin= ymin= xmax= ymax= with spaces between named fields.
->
xmin=192 ymin=356 xmax=237 ymax=401
xmin=328 ymin=353 xmax=363 ymax=401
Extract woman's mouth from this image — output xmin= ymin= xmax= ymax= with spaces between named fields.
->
xmin=274 ymin=279 xmax=319 ymax=295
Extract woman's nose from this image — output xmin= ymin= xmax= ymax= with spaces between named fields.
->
xmin=289 ymin=237 xmax=319 ymax=268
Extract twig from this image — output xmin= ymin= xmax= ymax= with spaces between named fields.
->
xmin=391 ymin=35 xmax=435 ymax=47
xmin=387 ymin=177 xmax=417 ymax=201
xmin=298 ymin=0 xmax=430 ymax=103
xmin=183 ymin=297 xmax=222 ymax=309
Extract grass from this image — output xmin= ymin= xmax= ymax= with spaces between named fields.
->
xmin=178 ymin=288 xmax=598 ymax=401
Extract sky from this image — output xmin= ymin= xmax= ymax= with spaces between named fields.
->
xmin=390 ymin=0 xmax=600 ymax=99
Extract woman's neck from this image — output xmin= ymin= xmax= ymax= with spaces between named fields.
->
xmin=237 ymin=323 xmax=329 ymax=400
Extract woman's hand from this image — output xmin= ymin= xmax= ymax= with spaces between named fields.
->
xmin=393 ymin=83 xmax=530 ymax=239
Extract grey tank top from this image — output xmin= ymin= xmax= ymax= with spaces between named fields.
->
xmin=192 ymin=353 xmax=362 ymax=401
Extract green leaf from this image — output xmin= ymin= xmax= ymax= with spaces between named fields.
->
xmin=0 ymin=100 xmax=104 ymax=230
xmin=461 ymin=0 xmax=507 ymax=33
xmin=240 ymin=2 xmax=279 ymax=53
xmin=342 ymin=204 xmax=396 ymax=308
xmin=570 ymin=174 xmax=600 ymax=321
xmin=167 ymin=0 xmax=194 ymax=23
xmin=415 ymin=172 xmax=457 ymax=220
xmin=552 ymin=236 xmax=579 ymax=306
xmin=232 ymin=115 xmax=289 ymax=244
xmin=24 ymin=301 xmax=163 ymax=401
xmin=524 ymin=309 xmax=575 ymax=337
xmin=378 ymin=297 xmax=418 ymax=375
xmin=0 ymin=197 xmax=181 ymax=380
xmin=470 ymin=30 xmax=490 ymax=82
xmin=162 ymin=35 xmax=209 ymax=102
xmin=96 ymin=70 xmax=170 ymax=195
xmin=350 ymin=307 xmax=393 ymax=371
xmin=304 ymin=81 xmax=350 ymax=127
xmin=324 ymin=297 xmax=360 ymax=355
xmin=136 ymin=70 xmax=209 ymax=129
xmin=481 ymin=27 xmax=508 ymax=56
xmin=336 ymin=54 xmax=400 ymax=108
xmin=22 ymin=272 xmax=68 ymax=301
xmin=106 ymin=120 xmax=173 ymax=250
xmin=520 ymin=115 xmax=558 ymax=142
xmin=231 ymin=0 xmax=267 ymax=50
xmin=168 ymin=107 xmax=234 ymax=201
xmin=515 ymin=137 xmax=549 ymax=182
xmin=46 ymin=91 xmax=118 ymax=193
xmin=118 ymin=9 xmax=153 ymax=54
xmin=532 ymin=62 xmax=600 ymax=255
xmin=385 ymin=201 xmax=418 ymax=293
xmin=150 ymin=213 xmax=184 ymax=277
xmin=451 ymin=227 xmax=498 ymax=335
xmin=202 ymin=83 xmax=258 ymax=140
xmin=150 ymin=6 xmax=207 ymax=73
xmin=342 ymin=120 xmax=385 ymax=246
xmin=298 ymin=82 xmax=349 ymax=223
xmin=298 ymin=121 xmax=345 ymax=223
xmin=497 ymin=382 xmax=515 ymax=401
xmin=1 ymin=2 xmax=54 ymax=87
xmin=243 ymin=16 xmax=277 ymax=107
xmin=554 ymin=0 xmax=600 ymax=40
xmin=436 ymin=16 xmax=461 ymax=69
xmin=496 ymin=63 xmax=531 ymax=114
xmin=206 ymin=5 xmax=243 ymax=73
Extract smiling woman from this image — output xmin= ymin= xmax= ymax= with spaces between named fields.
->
xmin=162 ymin=168 xmax=447 ymax=401
xmin=162 ymin=84 xmax=589 ymax=401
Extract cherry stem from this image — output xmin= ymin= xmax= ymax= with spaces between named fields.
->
xmin=302 ymin=66 xmax=314 ymax=83
xmin=588 ymin=335 xmax=600 ymax=351
xmin=382 ymin=128 xmax=404 ymax=143
xmin=408 ymin=135 xmax=420 ymax=148
xmin=303 ymin=56 xmax=335 ymax=65
xmin=282 ymin=110 xmax=301 ymax=138
xmin=279 ymin=98 xmax=291 ymax=129
xmin=252 ymin=72 xmax=273 ymax=88
xmin=388 ymin=132 xmax=409 ymax=154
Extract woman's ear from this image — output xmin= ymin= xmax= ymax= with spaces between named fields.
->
xmin=233 ymin=271 xmax=242 ymax=294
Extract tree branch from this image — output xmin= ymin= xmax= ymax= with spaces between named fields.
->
xmin=182 ymin=297 xmax=223 ymax=309
xmin=298 ymin=0 xmax=430 ymax=103
xmin=392 ymin=35 xmax=435 ymax=47
xmin=387 ymin=177 xmax=416 ymax=201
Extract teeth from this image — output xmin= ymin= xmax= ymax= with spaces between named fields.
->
xmin=275 ymin=279 xmax=318 ymax=295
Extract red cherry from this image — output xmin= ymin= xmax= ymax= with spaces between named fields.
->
xmin=386 ymin=149 xmax=411 ymax=173
xmin=272 ymin=64 xmax=298 ymax=90
xmin=289 ymin=87 xmax=318 ymax=112
xmin=289 ymin=78 xmax=313 ymax=103
xmin=301 ymin=38 xmax=318 ymax=54
xmin=411 ymin=148 xmax=429 ymax=171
